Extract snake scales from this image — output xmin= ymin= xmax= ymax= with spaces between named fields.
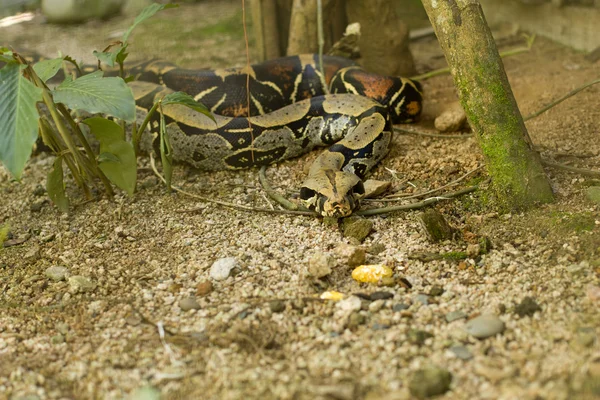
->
xmin=128 ymin=54 xmax=423 ymax=218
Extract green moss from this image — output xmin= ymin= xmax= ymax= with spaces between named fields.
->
xmin=548 ymin=211 xmax=596 ymax=233
xmin=0 ymin=224 xmax=9 ymax=249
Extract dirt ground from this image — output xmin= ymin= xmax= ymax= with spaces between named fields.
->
xmin=1 ymin=1 xmax=599 ymax=399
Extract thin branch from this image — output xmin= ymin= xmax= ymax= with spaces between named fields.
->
xmin=542 ymin=160 xmax=600 ymax=178
xmin=354 ymin=186 xmax=478 ymax=216
xmin=258 ymin=165 xmax=300 ymax=210
xmin=523 ymin=78 xmax=600 ymax=122
xmin=394 ymin=126 xmax=473 ymax=139
xmin=411 ymin=36 xmax=535 ymax=81
xmin=149 ymin=155 xmax=316 ymax=216
xmin=373 ymin=166 xmax=484 ymax=201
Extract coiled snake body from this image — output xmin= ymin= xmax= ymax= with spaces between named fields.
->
xmin=130 ymin=55 xmax=422 ymax=217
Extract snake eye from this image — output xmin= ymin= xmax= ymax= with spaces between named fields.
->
xmin=352 ymin=181 xmax=365 ymax=196
xmin=300 ymin=187 xmax=317 ymax=200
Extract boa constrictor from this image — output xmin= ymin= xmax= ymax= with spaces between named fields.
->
xmin=128 ymin=54 xmax=422 ymax=218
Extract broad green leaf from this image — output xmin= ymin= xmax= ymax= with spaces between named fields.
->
xmin=0 ymin=62 xmax=42 ymax=179
xmin=162 ymin=92 xmax=215 ymax=121
xmin=33 ymin=58 xmax=63 ymax=82
xmin=53 ymin=71 xmax=136 ymax=121
xmin=47 ymin=156 xmax=69 ymax=212
xmin=159 ymin=106 xmax=173 ymax=191
xmin=83 ymin=117 xmax=137 ymax=196
xmin=122 ymin=3 xmax=179 ymax=43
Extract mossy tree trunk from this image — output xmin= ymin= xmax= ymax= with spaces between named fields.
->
xmin=421 ymin=0 xmax=554 ymax=210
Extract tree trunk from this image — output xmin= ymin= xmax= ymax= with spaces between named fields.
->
xmin=285 ymin=0 xmax=345 ymax=55
xmin=345 ymin=0 xmax=415 ymax=76
xmin=421 ymin=0 xmax=554 ymax=210
xmin=251 ymin=0 xmax=282 ymax=61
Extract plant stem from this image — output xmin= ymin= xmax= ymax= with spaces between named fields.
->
xmin=55 ymin=103 xmax=114 ymax=197
xmin=134 ymin=101 xmax=159 ymax=155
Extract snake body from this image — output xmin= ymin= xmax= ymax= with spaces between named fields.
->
xmin=129 ymin=54 xmax=422 ymax=217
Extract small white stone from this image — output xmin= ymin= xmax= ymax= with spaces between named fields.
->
xmin=45 ymin=265 xmax=68 ymax=282
xmin=308 ymin=252 xmax=334 ymax=278
xmin=210 ymin=257 xmax=238 ymax=281
xmin=336 ymin=295 xmax=362 ymax=314
xmin=68 ymin=275 xmax=96 ymax=293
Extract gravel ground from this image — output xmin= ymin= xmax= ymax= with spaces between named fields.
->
xmin=1 ymin=1 xmax=599 ymax=399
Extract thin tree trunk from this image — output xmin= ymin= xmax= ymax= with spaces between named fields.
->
xmin=345 ymin=0 xmax=415 ymax=76
xmin=250 ymin=0 xmax=282 ymax=61
xmin=421 ymin=0 xmax=554 ymax=210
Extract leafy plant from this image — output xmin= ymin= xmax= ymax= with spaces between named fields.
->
xmin=0 ymin=2 xmax=211 ymax=211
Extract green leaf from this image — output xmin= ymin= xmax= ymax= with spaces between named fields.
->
xmin=47 ymin=156 xmax=69 ymax=212
xmin=122 ymin=3 xmax=179 ymax=43
xmin=93 ymin=50 xmax=117 ymax=68
xmin=0 ymin=62 xmax=43 ymax=179
xmin=53 ymin=71 xmax=136 ymax=121
xmin=0 ymin=53 xmax=13 ymax=63
xmin=83 ymin=117 xmax=137 ymax=196
xmin=92 ymin=44 xmax=128 ymax=69
xmin=162 ymin=92 xmax=215 ymax=121
xmin=33 ymin=58 xmax=63 ymax=82
xmin=159 ymin=106 xmax=173 ymax=191
xmin=115 ymin=45 xmax=129 ymax=65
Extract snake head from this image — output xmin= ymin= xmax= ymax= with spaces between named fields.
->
xmin=300 ymin=170 xmax=365 ymax=218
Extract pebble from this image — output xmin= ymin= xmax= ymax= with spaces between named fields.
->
xmin=45 ymin=265 xmax=68 ymax=282
xmin=269 ymin=300 xmax=285 ymax=313
xmin=514 ymin=296 xmax=542 ymax=317
xmin=408 ymin=329 xmax=433 ymax=346
xmin=67 ymin=275 xmax=96 ymax=293
xmin=368 ymin=300 xmax=385 ymax=313
xmin=363 ymin=179 xmax=391 ymax=198
xmin=429 ymin=285 xmax=444 ymax=296
xmin=351 ymin=264 xmax=393 ymax=284
xmin=370 ymin=291 xmax=393 ymax=301
xmin=449 ymin=345 xmax=473 ymax=360
xmin=408 ymin=366 xmax=453 ymax=399
xmin=367 ymin=242 xmax=386 ymax=255
xmin=466 ymin=243 xmax=481 ymax=257
xmin=445 ymin=310 xmax=467 ymax=322
xmin=434 ymin=101 xmax=467 ymax=132
xmin=371 ymin=322 xmax=390 ymax=331
xmin=209 ymin=257 xmax=238 ymax=281
xmin=393 ymin=303 xmax=410 ymax=312
xmin=414 ymin=294 xmax=431 ymax=305
xmin=179 ymin=297 xmax=201 ymax=311
xmin=341 ymin=216 xmax=374 ymax=243
xmin=32 ymin=185 xmax=46 ymax=196
xmin=51 ymin=334 xmax=65 ymax=344
xmin=465 ymin=315 xmax=505 ymax=339
xmin=576 ymin=327 xmax=596 ymax=348
xmin=336 ymin=296 xmax=362 ymax=314
xmin=586 ymin=284 xmax=600 ymax=302
xmin=24 ymin=245 xmax=41 ymax=261
xmin=585 ymin=186 xmax=600 ymax=205
xmin=196 ymin=280 xmax=213 ymax=296
xmin=30 ymin=200 xmax=46 ymax=212
xmin=347 ymin=312 xmax=366 ymax=329
xmin=334 ymin=243 xmax=366 ymax=267
xmin=128 ymin=385 xmax=161 ymax=400
xmin=308 ymin=251 xmax=334 ymax=278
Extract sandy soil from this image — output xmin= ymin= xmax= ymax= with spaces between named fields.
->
xmin=1 ymin=1 xmax=599 ymax=399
